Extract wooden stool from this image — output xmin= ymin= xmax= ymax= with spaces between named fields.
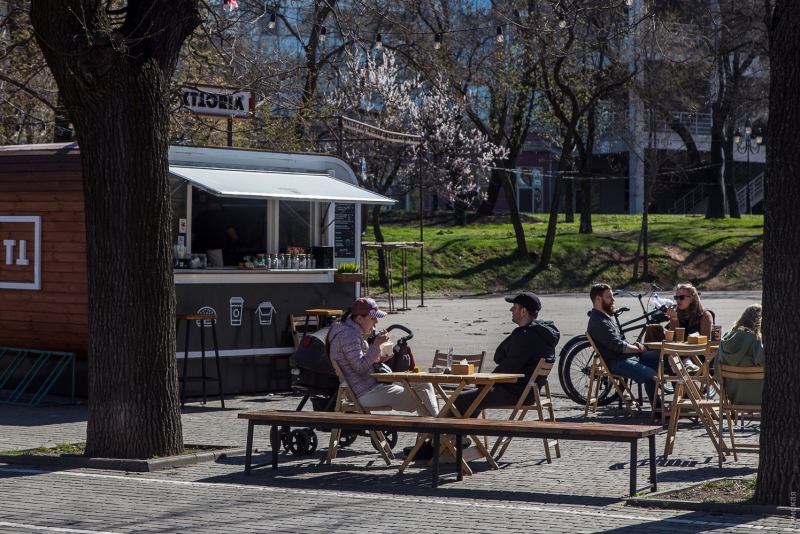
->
xmin=176 ymin=314 xmax=225 ymax=409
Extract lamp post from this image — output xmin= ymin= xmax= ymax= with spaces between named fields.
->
xmin=733 ymin=120 xmax=765 ymax=215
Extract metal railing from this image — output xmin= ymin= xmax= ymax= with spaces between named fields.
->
xmin=736 ymin=172 xmax=764 ymax=213
xmin=669 ymin=184 xmax=706 ymax=214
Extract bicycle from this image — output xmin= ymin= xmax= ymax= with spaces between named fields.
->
xmin=557 ymin=284 xmax=671 ymax=406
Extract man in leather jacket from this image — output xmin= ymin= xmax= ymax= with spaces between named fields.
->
xmin=451 ymin=292 xmax=560 ymax=417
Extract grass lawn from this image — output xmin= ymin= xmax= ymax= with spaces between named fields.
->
xmin=360 ymin=211 xmax=763 ymax=295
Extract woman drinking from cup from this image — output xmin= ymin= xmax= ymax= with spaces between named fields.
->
xmin=666 ymin=283 xmax=713 ymax=372
xmin=326 ymin=298 xmax=438 ymax=416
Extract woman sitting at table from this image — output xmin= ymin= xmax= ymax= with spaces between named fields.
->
xmin=327 ymin=297 xmax=439 ymax=416
xmin=666 ymin=283 xmax=714 ymax=372
xmin=714 ymin=304 xmax=764 ymax=405
xmin=666 ymin=283 xmax=713 ymax=337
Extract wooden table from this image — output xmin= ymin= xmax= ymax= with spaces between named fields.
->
xmin=370 ymin=371 xmax=524 ymax=475
xmin=303 ymin=308 xmax=342 ymax=336
xmin=645 ymin=341 xmax=720 ymax=351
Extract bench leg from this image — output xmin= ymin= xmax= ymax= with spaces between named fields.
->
xmin=432 ymin=433 xmax=440 ymax=488
xmin=649 ymin=434 xmax=657 ymax=492
xmin=271 ymin=424 xmax=279 ymax=470
xmin=630 ymin=440 xmax=638 ymax=497
xmin=245 ymin=420 xmax=254 ymax=475
xmin=456 ymin=435 xmax=463 ymax=482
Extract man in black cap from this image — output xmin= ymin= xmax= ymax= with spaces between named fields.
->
xmin=451 ymin=292 xmax=561 ymax=416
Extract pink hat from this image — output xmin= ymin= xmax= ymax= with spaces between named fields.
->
xmin=350 ymin=297 xmax=387 ymax=319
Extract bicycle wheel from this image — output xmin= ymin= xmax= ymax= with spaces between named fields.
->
xmin=559 ymin=339 xmax=618 ymax=406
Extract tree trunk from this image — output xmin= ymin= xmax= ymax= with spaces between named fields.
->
xmin=477 ymin=169 xmax=503 ymax=216
xmin=30 ymin=0 xmax=200 ymax=459
xmin=723 ymin=126 xmax=741 ymax=218
xmin=578 ymin=178 xmax=592 ymax=234
xmin=539 ymin=150 xmax=571 ymax=269
xmin=755 ymin=0 xmax=800 ymax=506
xmin=500 ymin=169 xmax=529 ymax=259
xmin=564 ymin=178 xmax=574 ymax=223
xmin=372 ymin=205 xmax=388 ymax=287
xmin=706 ymin=108 xmax=727 ymax=218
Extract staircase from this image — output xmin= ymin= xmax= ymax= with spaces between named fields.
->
xmin=735 ymin=172 xmax=764 ymax=213
xmin=669 ymin=172 xmax=764 ymax=214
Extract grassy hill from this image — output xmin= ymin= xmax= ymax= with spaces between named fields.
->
xmin=361 ymin=211 xmax=763 ymax=295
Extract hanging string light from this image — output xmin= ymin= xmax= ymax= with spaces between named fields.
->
xmin=558 ymin=13 xmax=567 ymax=28
xmin=496 ymin=26 xmax=504 ymax=43
xmin=319 ymin=26 xmax=327 ymax=41
xmin=39 ymin=124 xmax=47 ymax=137
xmin=375 ymin=33 xmax=382 ymax=49
xmin=434 ymin=32 xmax=442 ymax=50
xmin=625 ymin=0 xmax=633 ymax=5
xmin=268 ymin=13 xmax=276 ymax=29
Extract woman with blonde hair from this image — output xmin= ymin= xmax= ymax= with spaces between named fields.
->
xmin=714 ymin=304 xmax=764 ymax=405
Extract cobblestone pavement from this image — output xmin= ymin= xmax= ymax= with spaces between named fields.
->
xmin=2 ymin=292 xmax=791 ymax=533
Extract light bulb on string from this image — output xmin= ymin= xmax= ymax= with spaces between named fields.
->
xmin=319 ymin=26 xmax=326 ymax=41
xmin=39 ymin=124 xmax=47 ymax=137
xmin=375 ymin=33 xmax=382 ymax=49
xmin=268 ymin=13 xmax=276 ymax=29
xmin=434 ymin=32 xmax=441 ymax=50
xmin=496 ymin=26 xmax=504 ymax=43
xmin=558 ymin=14 xmax=567 ymax=28
xmin=625 ymin=0 xmax=632 ymax=5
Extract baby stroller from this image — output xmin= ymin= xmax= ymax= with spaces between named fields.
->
xmin=282 ymin=324 xmax=415 ymax=456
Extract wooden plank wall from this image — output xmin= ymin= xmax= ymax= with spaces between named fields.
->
xmin=0 ymin=149 xmax=88 ymax=359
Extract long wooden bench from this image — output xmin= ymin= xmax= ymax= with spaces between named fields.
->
xmin=238 ymin=410 xmax=661 ymax=496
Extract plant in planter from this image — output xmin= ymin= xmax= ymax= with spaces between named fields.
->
xmin=335 ymin=263 xmax=362 ymax=282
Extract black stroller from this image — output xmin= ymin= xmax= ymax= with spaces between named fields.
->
xmin=281 ymin=324 xmax=415 ymax=456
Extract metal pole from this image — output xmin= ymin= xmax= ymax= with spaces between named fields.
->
xmin=746 ymin=142 xmax=752 ymax=215
xmin=227 ymin=117 xmax=233 ymax=147
xmin=338 ymin=116 xmax=344 ymax=158
xmin=418 ymin=145 xmax=425 ymax=307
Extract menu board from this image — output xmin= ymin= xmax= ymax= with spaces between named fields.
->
xmin=334 ymin=203 xmax=356 ymax=258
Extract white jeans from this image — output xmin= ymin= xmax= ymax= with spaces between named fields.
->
xmin=358 ymin=382 xmax=439 ymax=416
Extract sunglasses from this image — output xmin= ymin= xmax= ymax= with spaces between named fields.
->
xmin=673 ymin=295 xmax=691 ymax=301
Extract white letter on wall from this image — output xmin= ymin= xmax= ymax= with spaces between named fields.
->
xmin=16 ymin=240 xmax=29 ymax=265
xmin=3 ymin=240 xmax=15 ymax=265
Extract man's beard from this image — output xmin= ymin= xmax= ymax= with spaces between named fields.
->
xmin=602 ymin=300 xmax=616 ymax=315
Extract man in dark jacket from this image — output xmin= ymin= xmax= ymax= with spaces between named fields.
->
xmin=586 ymin=283 xmax=661 ymax=405
xmin=451 ymin=292 xmax=560 ymax=416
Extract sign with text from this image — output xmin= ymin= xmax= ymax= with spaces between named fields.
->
xmin=0 ymin=216 xmax=41 ymax=290
xmin=177 ymin=85 xmax=255 ymax=119
xmin=334 ymin=203 xmax=356 ymax=259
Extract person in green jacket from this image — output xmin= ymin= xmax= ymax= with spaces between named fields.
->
xmin=715 ymin=304 xmax=764 ymax=405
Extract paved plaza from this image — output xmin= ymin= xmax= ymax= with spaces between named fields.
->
xmin=2 ymin=291 xmax=795 ymax=533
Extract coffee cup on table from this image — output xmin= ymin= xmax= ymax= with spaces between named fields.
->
xmin=675 ymin=328 xmax=685 ymax=342
xmin=664 ymin=330 xmax=675 ymax=342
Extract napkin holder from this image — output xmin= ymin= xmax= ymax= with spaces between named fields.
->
xmin=450 ymin=363 xmax=474 ymax=375
xmin=687 ymin=335 xmax=708 ymax=344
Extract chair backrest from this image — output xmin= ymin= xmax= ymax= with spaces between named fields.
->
xmin=717 ymin=364 xmax=764 ymax=408
xmin=328 ymin=356 xmax=367 ymax=413
xmin=432 ymin=350 xmax=487 ymax=372
xmin=584 ymin=332 xmax=613 ymax=374
xmin=666 ymin=354 xmax=706 ymax=402
xmin=289 ymin=314 xmax=320 ymax=349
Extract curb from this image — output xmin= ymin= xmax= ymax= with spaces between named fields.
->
xmin=625 ymin=479 xmax=796 ymax=518
xmin=0 ymin=446 xmax=247 ymax=473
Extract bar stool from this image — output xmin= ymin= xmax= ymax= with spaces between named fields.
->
xmin=176 ymin=313 xmax=225 ymax=409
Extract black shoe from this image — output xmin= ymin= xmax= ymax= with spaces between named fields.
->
xmin=403 ymin=440 xmax=434 ymax=460
xmin=460 ymin=437 xmax=472 ymax=449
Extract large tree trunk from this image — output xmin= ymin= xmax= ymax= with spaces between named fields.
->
xmin=706 ymin=109 xmax=727 ymax=218
xmin=31 ymin=0 xmax=200 ymax=459
xmin=477 ymin=169 xmax=503 ymax=215
xmin=539 ymin=149 xmax=571 ymax=269
xmin=578 ymin=178 xmax=592 ymax=234
xmin=755 ymin=0 xmax=800 ymax=506
xmin=564 ymin=178 xmax=575 ymax=223
xmin=724 ymin=125 xmax=742 ymax=218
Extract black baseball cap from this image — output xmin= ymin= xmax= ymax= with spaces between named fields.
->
xmin=505 ymin=292 xmax=542 ymax=314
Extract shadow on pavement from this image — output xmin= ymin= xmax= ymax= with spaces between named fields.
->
xmin=594 ymin=509 xmax=771 ymax=533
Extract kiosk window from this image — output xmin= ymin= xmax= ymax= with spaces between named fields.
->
xmin=191 ymin=189 xmax=267 ymax=265
xmin=279 ymin=200 xmax=312 ymax=249
xmin=170 ymin=176 xmax=187 ymax=247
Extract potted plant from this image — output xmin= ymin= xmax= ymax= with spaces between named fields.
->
xmin=334 ymin=262 xmax=362 ymax=283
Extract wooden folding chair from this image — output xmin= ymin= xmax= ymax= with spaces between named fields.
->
xmin=584 ymin=332 xmax=642 ymax=418
xmin=325 ymin=357 xmax=395 ymax=465
xmin=652 ymin=342 xmax=708 ymax=424
xmin=717 ymin=364 xmax=762 ymax=467
xmin=489 ymin=359 xmax=560 ymax=463
xmin=289 ymin=314 xmax=319 ymax=350
xmin=663 ymin=354 xmax=727 ymax=460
